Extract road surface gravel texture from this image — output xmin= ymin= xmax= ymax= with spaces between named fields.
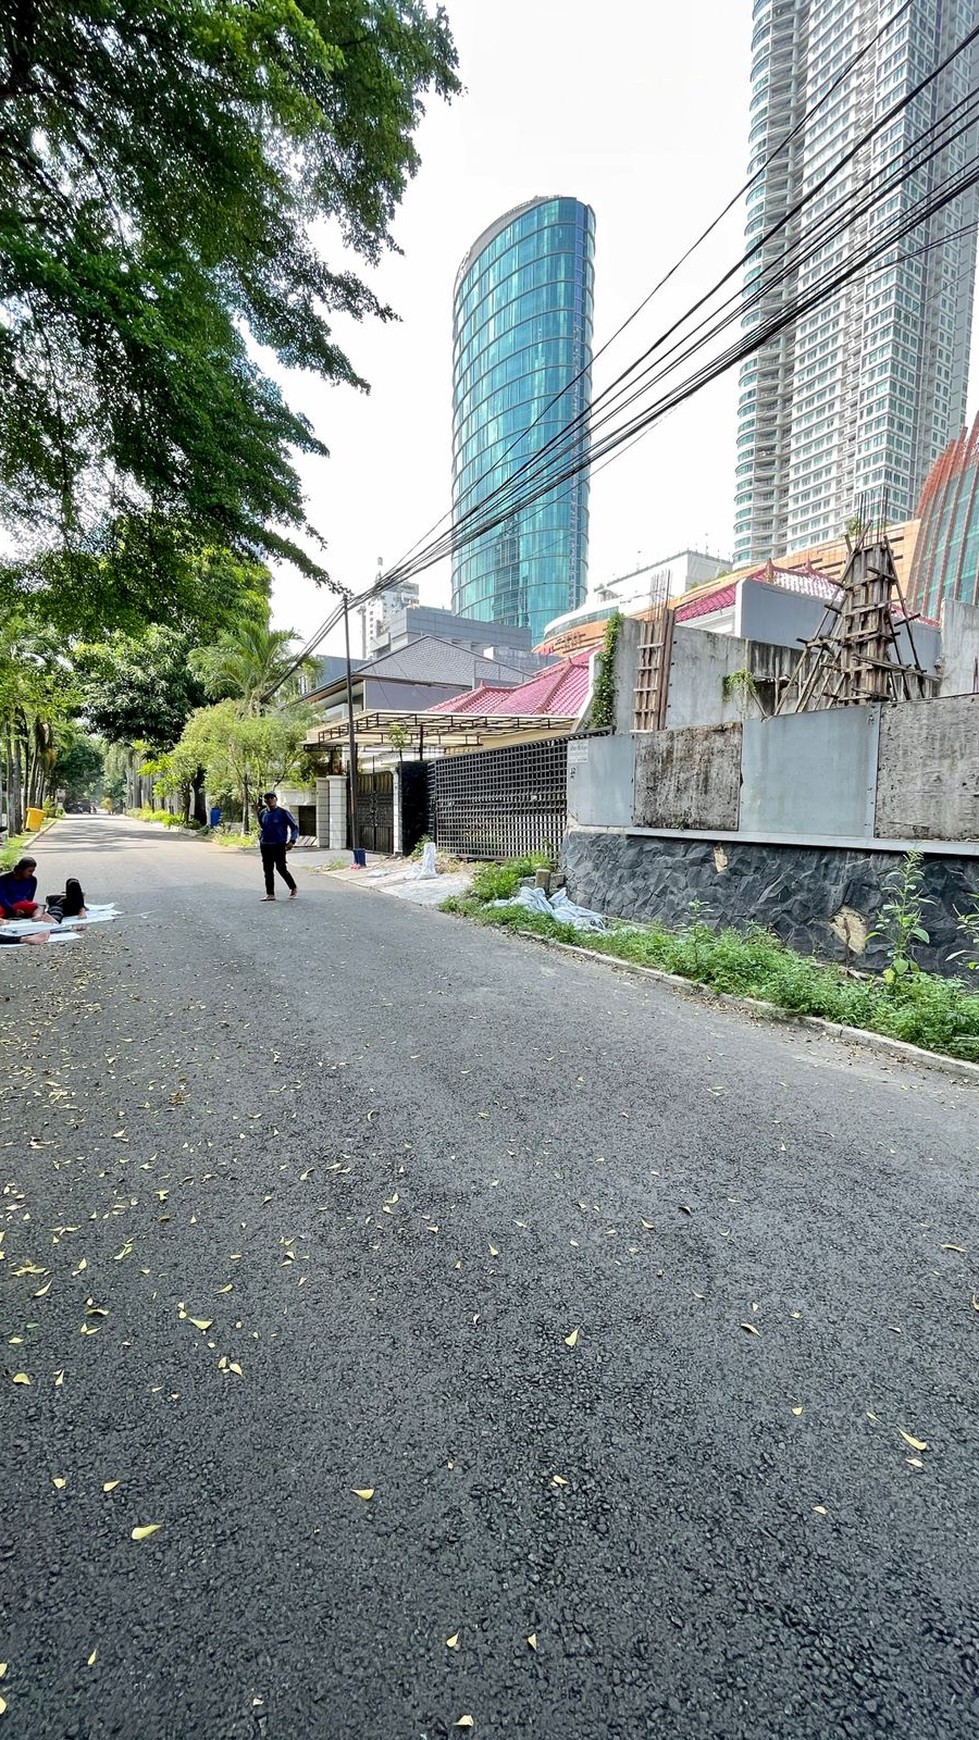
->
xmin=1 ymin=817 xmax=977 ymax=1740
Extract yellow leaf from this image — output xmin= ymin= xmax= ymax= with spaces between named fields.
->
xmin=79 ymin=1324 xmax=99 ymax=1336
xmin=53 ymin=1369 xmax=64 ymax=1386
xmin=187 ymin=1318 xmax=212 ymax=1332
xmin=102 ymin=1481 xmax=120 ymax=1493
xmin=640 ymin=1219 xmax=655 ymax=1230
xmin=973 ymin=1293 xmax=979 ymax=1313
xmin=940 ymin=1243 xmax=965 ymax=1253
xmin=385 ymin=1193 xmax=399 ymax=1206
xmin=216 ymin=1285 xmax=233 ymax=1294
xmin=907 ymin=1456 xmax=924 ymax=1469
xmin=0 ymin=1665 xmax=6 ymax=1679
xmin=740 ymin=1322 xmax=760 ymax=1336
xmin=527 ymin=1633 xmax=538 ymax=1651
xmin=564 ymin=1327 xmax=579 ymax=1348
xmin=550 ymin=1474 xmax=568 ymax=1488
xmin=228 ymin=1362 xmax=243 ymax=1376
xmin=33 ymin=1280 xmax=52 ymax=1298
xmin=898 ymin=1430 xmax=928 ymax=1452
xmin=445 ymin=1632 xmax=460 ymax=1649
xmin=791 ymin=1406 xmax=804 ymax=1417
xmin=812 ymin=1505 xmax=827 ymax=1516
xmin=454 ymin=1720 xmax=474 ymax=1730
xmin=87 ymin=1649 xmax=97 ymax=1668
xmin=11 ymin=1373 xmax=31 ymax=1385
xmin=352 ymin=1488 xmax=374 ymax=1501
xmin=0 ymin=1695 xmax=5 ymax=1715
xmin=488 ymin=1245 xmax=499 ymax=1258
xmin=52 ymin=1477 xmax=67 ymax=1490
xmin=131 ymin=1523 xmax=162 ymax=1541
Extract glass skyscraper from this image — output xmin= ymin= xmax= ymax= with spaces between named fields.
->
xmin=734 ymin=0 xmax=979 ymax=566
xmin=451 ymin=197 xmax=595 ymax=645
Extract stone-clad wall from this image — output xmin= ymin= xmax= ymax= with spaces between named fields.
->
xmin=561 ymin=828 xmax=979 ymax=975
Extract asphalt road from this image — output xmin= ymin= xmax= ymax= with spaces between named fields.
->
xmin=2 ymin=816 xmax=978 ymax=1740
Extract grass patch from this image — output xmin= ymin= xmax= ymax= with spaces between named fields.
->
xmin=1 ymin=832 xmax=33 ymax=871
xmin=443 ymin=868 xmax=979 ymax=1064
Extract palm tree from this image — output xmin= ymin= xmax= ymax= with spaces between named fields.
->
xmin=191 ymin=621 xmax=315 ymax=713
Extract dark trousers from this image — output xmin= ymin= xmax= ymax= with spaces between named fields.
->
xmin=261 ymin=843 xmax=296 ymax=896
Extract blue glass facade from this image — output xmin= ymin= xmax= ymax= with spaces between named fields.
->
xmin=451 ymin=197 xmax=595 ymax=645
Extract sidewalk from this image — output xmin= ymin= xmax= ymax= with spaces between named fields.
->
xmin=313 ymin=853 xmax=473 ymax=907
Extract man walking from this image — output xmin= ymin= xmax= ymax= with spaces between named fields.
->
xmin=256 ymin=791 xmax=299 ymax=901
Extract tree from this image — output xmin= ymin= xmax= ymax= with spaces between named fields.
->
xmin=74 ymin=627 xmax=206 ymax=751
xmin=174 ymin=700 xmax=315 ymax=824
xmin=191 ymin=622 xmax=316 ymax=713
xmin=52 ymin=728 xmax=104 ymax=806
xmin=0 ymin=3 xmax=459 ymax=571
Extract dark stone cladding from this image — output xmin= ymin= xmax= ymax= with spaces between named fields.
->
xmin=561 ymin=829 xmax=979 ymax=977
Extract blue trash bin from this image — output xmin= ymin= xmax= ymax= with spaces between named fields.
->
xmin=209 ymin=806 xmax=221 ymax=828
xmin=352 ymin=847 xmax=367 ymax=869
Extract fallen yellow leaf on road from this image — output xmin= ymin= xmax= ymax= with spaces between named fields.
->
xmin=940 ymin=1244 xmax=965 ymax=1253
xmin=564 ymin=1328 xmax=579 ymax=1348
xmin=53 ymin=1370 xmax=64 ymax=1386
xmin=550 ymin=1474 xmax=568 ymax=1488
xmin=907 ymin=1456 xmax=924 ymax=1469
xmin=217 ymin=1285 xmax=233 ymax=1294
xmin=352 ymin=1488 xmax=374 ymax=1501
xmin=131 ymin=1524 xmax=162 ymax=1541
xmin=454 ymin=1719 xmax=474 ymax=1730
xmin=812 ymin=1505 xmax=827 ymax=1516
xmin=641 ymin=1219 xmax=655 ymax=1230
xmin=527 ymin=1634 xmax=538 ymax=1651
xmin=102 ymin=1481 xmax=120 ymax=1493
xmin=86 ymin=1650 xmax=97 ymax=1668
xmin=740 ymin=1323 xmax=760 ymax=1336
xmin=52 ymin=1477 xmax=67 ymax=1490
xmin=0 ymin=1665 xmax=6 ymax=1679
xmin=488 ymin=1245 xmax=499 ymax=1258
xmin=228 ymin=1362 xmax=243 ymax=1376
xmin=898 ymin=1430 xmax=928 ymax=1451
xmin=0 ymin=1695 xmax=6 ymax=1715
xmin=445 ymin=1632 xmax=460 ymax=1649
xmin=791 ymin=1406 xmax=804 ymax=1417
xmin=33 ymin=1281 xmax=52 ymax=1298
xmin=187 ymin=1318 xmax=212 ymax=1332
xmin=11 ymin=1373 xmax=31 ymax=1386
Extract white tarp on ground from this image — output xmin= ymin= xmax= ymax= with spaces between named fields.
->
xmin=0 ymin=903 xmax=119 ymax=941
xmin=405 ymin=841 xmax=439 ymax=881
xmin=490 ymin=885 xmax=607 ymax=932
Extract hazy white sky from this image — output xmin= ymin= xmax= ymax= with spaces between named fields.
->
xmin=267 ymin=0 xmax=976 ymax=651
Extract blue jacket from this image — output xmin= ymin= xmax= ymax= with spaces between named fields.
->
xmin=258 ymin=805 xmax=298 ymax=846
xmin=0 ymin=871 xmax=37 ymax=914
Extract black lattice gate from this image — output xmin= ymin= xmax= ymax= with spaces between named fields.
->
xmin=427 ymin=738 xmax=568 ymax=861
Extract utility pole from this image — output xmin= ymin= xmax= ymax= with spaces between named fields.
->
xmin=343 ymin=594 xmax=359 ymax=851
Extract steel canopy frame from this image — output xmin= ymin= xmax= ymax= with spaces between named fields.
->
xmin=307 ymin=710 xmax=579 ymax=753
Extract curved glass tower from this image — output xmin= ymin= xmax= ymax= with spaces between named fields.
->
xmin=451 ymin=197 xmax=595 ymax=645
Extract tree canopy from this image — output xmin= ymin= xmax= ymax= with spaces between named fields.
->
xmin=0 ymin=2 xmax=458 ymax=574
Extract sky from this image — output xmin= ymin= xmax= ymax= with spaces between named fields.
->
xmin=267 ymin=0 xmax=977 ymax=654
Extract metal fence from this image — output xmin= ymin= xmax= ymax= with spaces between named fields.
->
xmin=427 ymin=738 xmax=568 ymax=861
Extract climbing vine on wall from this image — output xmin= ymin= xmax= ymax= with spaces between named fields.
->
xmin=591 ymin=611 xmax=622 ymax=731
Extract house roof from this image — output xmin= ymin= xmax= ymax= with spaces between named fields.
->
xmin=674 ymin=563 xmax=840 ymax=624
xmin=305 ymin=634 xmax=529 ymax=703
xmin=427 ymin=651 xmax=594 ymax=718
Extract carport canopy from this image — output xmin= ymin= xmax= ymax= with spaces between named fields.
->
xmin=306 ymin=710 xmax=578 ymax=753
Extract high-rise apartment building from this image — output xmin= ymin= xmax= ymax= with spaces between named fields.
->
xmin=451 ymin=197 xmax=595 ymax=645
xmin=734 ymin=0 xmax=979 ymax=566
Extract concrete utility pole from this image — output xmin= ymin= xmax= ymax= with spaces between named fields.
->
xmin=342 ymin=596 xmax=359 ymax=851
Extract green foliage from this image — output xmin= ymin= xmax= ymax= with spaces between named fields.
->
xmin=174 ymin=698 xmax=314 ymax=805
xmin=447 ymin=880 xmax=979 ymax=1062
xmin=51 ymin=728 xmax=104 ymax=803
xmin=591 ymin=611 xmax=622 ymax=731
xmin=0 ymin=1 xmax=459 ymax=570
xmin=949 ymin=891 xmax=979 ymax=973
xmin=190 ymin=619 xmax=314 ymax=712
xmin=74 ymin=627 xmax=207 ymax=750
xmin=868 ymin=851 xmax=932 ymax=986
xmin=468 ymin=853 xmax=553 ymax=903
xmin=722 ymin=667 xmax=762 ymax=718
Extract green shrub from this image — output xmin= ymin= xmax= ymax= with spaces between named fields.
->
xmin=469 ymin=852 xmax=552 ymax=903
xmin=443 ymin=893 xmax=979 ymax=1063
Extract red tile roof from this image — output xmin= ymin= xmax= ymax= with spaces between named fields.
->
xmin=428 ymin=652 xmax=593 ymax=719
xmin=674 ymin=563 xmax=840 ymax=624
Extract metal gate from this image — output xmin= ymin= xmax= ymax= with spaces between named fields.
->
xmin=355 ymin=769 xmax=394 ymax=854
xmin=427 ymin=738 xmax=568 ymax=861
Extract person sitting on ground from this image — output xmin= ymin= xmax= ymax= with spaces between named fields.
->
xmin=255 ymin=791 xmax=299 ymax=901
xmin=0 ymin=857 xmax=39 ymax=919
xmin=44 ymin=878 xmax=87 ymax=922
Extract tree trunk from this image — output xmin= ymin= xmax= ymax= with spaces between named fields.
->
xmin=192 ymin=766 xmax=207 ymax=825
xmin=10 ymin=736 xmax=24 ymax=833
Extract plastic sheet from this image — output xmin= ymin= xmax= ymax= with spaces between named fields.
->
xmin=490 ymin=884 xmax=606 ymax=932
xmin=405 ymin=841 xmax=439 ymax=881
